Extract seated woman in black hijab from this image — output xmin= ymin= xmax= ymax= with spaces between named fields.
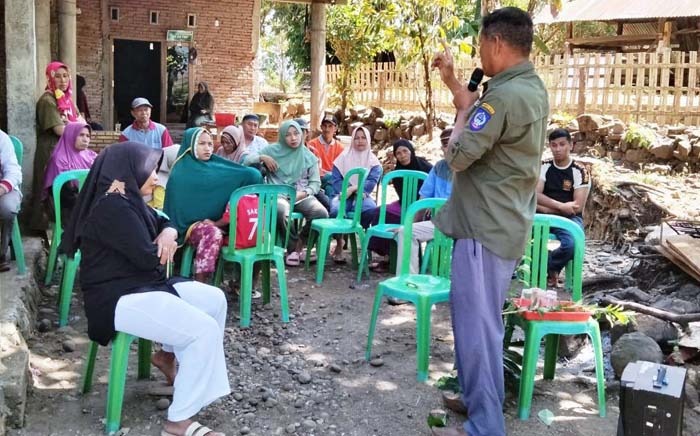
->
xmin=186 ymin=82 xmax=215 ymax=128
xmin=367 ymin=139 xmax=433 ymax=272
xmin=60 ymin=142 xmax=228 ymax=436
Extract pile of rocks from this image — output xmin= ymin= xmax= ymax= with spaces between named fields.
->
xmin=556 ymin=114 xmax=700 ymax=172
xmin=332 ymin=106 xmax=450 ymax=145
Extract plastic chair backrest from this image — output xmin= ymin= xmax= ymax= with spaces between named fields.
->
xmin=377 ymin=170 xmax=427 ymax=225
xmin=51 ymin=169 xmax=90 ymax=230
xmin=399 ymin=198 xmax=451 ymax=277
xmin=10 ymin=136 xmax=23 ymax=166
xmin=336 ymin=167 xmax=369 ymax=226
xmin=225 ymin=183 xmax=296 ymax=255
xmin=529 ymin=213 xmax=585 ymax=301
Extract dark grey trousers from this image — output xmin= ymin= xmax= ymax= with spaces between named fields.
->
xmin=450 ymin=238 xmax=516 ymax=436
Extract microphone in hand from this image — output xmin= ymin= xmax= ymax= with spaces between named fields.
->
xmin=467 ymin=68 xmax=484 ymax=92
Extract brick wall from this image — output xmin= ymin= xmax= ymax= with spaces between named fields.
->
xmin=0 ymin=3 xmax=7 ymax=131
xmin=76 ymin=0 xmax=258 ymax=127
xmin=76 ymin=1 xmax=104 ymax=123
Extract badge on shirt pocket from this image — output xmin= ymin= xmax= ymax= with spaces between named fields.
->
xmin=562 ymin=179 xmax=573 ymax=191
xmin=469 ymin=107 xmax=492 ymax=132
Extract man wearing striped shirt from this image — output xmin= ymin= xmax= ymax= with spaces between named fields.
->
xmin=119 ymin=98 xmax=174 ymax=149
xmin=536 ymin=128 xmax=590 ymax=287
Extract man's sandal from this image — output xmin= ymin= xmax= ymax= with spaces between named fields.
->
xmin=161 ymin=421 xmax=225 ymax=436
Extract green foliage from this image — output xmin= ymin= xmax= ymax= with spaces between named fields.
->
xmin=551 ymin=111 xmax=575 ymax=125
xmin=383 ymin=114 xmax=401 ymax=129
xmin=426 ymin=410 xmax=448 ymax=428
xmin=624 ymin=123 xmax=656 ymax=149
xmin=435 ymin=374 xmax=462 ymax=392
xmin=434 ymin=345 xmax=523 ymax=397
xmin=260 ymin=32 xmax=298 ymax=93
xmin=262 ymin=1 xmax=311 ymax=72
xmin=326 ymin=0 xmax=396 ymax=117
xmin=503 ymin=298 xmax=634 ymax=327
xmin=503 ymin=347 xmax=524 ymax=382
xmin=383 ymin=0 xmax=477 ymax=138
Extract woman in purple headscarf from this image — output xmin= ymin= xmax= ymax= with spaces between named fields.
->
xmin=42 ymin=121 xmax=97 ymax=226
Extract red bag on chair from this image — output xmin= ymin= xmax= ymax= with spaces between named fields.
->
xmin=221 ymin=194 xmax=259 ymax=249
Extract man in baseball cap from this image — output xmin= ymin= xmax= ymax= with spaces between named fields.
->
xmin=119 ymin=97 xmax=174 ymax=149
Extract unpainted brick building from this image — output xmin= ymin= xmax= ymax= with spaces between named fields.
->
xmin=76 ymin=0 xmax=261 ymax=128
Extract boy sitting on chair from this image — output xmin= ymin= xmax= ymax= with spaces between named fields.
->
xmin=536 ymin=128 xmax=590 ymax=288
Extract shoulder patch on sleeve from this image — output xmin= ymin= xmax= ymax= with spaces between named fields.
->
xmin=469 ymin=107 xmax=492 ymax=132
xmin=480 ymin=102 xmax=496 ymax=115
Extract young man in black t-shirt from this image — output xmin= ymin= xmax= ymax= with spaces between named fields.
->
xmin=536 ymin=128 xmax=590 ymax=287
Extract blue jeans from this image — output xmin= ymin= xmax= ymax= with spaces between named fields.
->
xmin=548 ymin=215 xmax=584 ymax=274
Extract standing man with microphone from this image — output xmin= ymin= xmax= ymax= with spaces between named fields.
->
xmin=431 ymin=7 xmax=549 ymax=436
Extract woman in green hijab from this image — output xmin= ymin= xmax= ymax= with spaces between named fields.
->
xmin=164 ymin=127 xmax=262 ymax=282
xmin=261 ymin=120 xmax=328 ymax=266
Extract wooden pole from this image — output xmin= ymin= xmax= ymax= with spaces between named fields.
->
xmin=663 ymin=20 xmax=673 ymax=48
xmin=310 ymin=2 xmax=327 ymax=131
xmin=577 ymin=66 xmax=587 ymax=115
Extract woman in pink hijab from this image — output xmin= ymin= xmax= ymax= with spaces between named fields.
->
xmin=31 ymin=61 xmax=83 ymax=230
xmin=215 ymin=125 xmax=247 ymax=163
xmin=42 ymin=122 xmax=96 ymax=226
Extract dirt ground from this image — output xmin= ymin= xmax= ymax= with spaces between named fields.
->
xmin=10 ymin=249 xmax=627 ymax=436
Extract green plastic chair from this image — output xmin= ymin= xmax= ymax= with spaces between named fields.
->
xmin=506 ymin=213 xmax=605 ymax=420
xmin=57 ymin=250 xmax=81 ymax=326
xmin=214 ymin=184 xmax=295 ymax=327
xmin=365 ymin=198 xmax=452 ymax=382
xmin=304 ymin=167 xmax=369 ymax=284
xmin=8 ymin=136 xmax=26 ymax=275
xmin=82 ymin=333 xmax=152 ymax=434
xmin=357 ymin=169 xmax=427 ymax=282
xmin=45 ymin=169 xmax=90 ymax=285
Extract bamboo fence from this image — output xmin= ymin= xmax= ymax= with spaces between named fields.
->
xmin=326 ymin=50 xmax=700 ymax=125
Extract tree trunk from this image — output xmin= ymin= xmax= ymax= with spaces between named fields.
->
xmin=417 ymin=29 xmax=434 ymax=140
xmin=340 ymin=66 xmax=349 ymax=129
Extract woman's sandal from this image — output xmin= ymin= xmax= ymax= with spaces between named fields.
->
xmin=161 ymin=420 xmax=225 ymax=436
xmin=285 ymin=251 xmax=301 ymax=267
xmin=368 ymin=260 xmax=390 ymax=273
xmin=332 ymin=251 xmax=347 ymax=264
xmin=299 ymin=250 xmax=317 ymax=263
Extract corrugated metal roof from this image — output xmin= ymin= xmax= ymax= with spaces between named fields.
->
xmin=534 ymin=0 xmax=700 ymax=24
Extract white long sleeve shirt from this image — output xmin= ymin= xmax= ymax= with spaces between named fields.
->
xmin=0 ymin=130 xmax=23 ymax=194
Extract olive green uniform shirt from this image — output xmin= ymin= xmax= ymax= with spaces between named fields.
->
xmin=31 ymin=92 xmax=64 ymax=229
xmin=434 ymin=61 xmax=549 ymax=260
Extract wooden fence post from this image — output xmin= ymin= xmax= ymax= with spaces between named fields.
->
xmin=378 ymin=63 xmax=386 ymax=108
xmin=577 ymin=67 xmax=587 ymax=115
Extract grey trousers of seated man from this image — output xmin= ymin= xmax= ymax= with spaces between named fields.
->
xmin=0 ymin=190 xmax=21 ymax=260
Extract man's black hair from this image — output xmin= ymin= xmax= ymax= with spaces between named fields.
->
xmin=548 ymin=128 xmax=572 ymax=143
xmin=440 ymin=127 xmax=453 ymax=145
xmin=481 ymin=7 xmax=533 ymax=55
